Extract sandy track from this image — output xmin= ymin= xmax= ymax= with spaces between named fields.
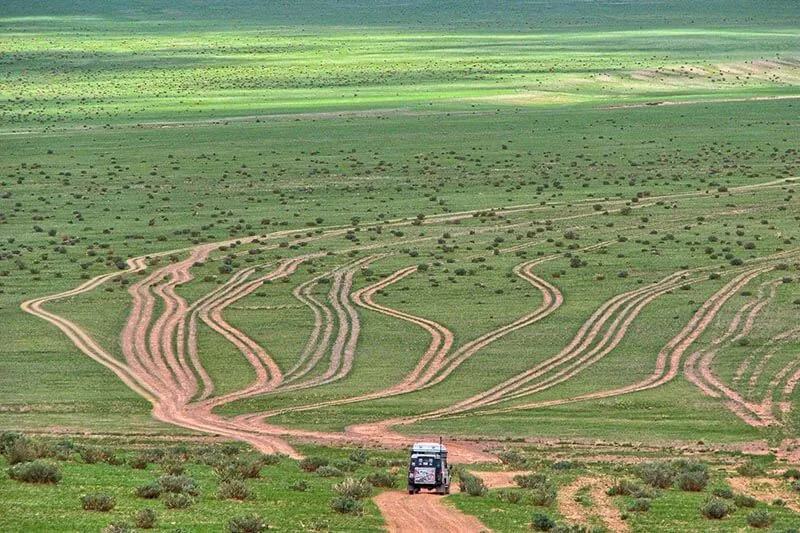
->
xmin=373 ymin=492 xmax=490 ymax=533
xmin=558 ymin=477 xmax=629 ymax=533
xmin=479 ymin=265 xmax=776 ymax=415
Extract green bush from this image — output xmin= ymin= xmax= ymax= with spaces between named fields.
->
xmin=228 ymin=514 xmax=268 ymax=533
xmin=159 ymin=458 xmax=185 ymax=475
xmin=6 ymin=437 xmax=46 ymax=465
xmin=364 ymin=471 xmax=396 ymax=488
xmin=459 ymin=472 xmax=488 ymax=497
xmin=746 ymin=509 xmax=772 ymax=528
xmin=711 ymin=486 xmax=734 ymax=499
xmin=217 ymin=480 xmax=254 ymax=501
xmin=607 ymin=479 xmax=639 ymax=496
xmin=81 ymin=493 xmax=116 ymax=512
xmin=163 ymin=492 xmax=193 ymax=509
xmin=134 ymin=508 xmax=157 ymax=529
xmin=638 ymin=462 xmax=675 ymax=488
xmin=496 ymin=489 xmax=523 ymax=504
xmin=736 ymin=461 xmax=764 ymax=477
xmin=158 ymin=474 xmax=199 ymax=496
xmin=792 ymin=480 xmax=800 ymax=493
xmin=316 ymin=465 xmax=344 ymax=478
xmin=331 ymin=496 xmax=364 ymax=515
xmin=7 ymin=460 xmax=61 ymax=483
xmin=333 ymin=477 xmax=373 ymax=500
xmin=348 ymin=449 xmax=369 ymax=464
xmin=531 ymin=512 xmax=556 ymax=531
xmin=331 ymin=459 xmax=360 ymax=472
xmin=734 ymin=493 xmax=758 ymax=508
xmin=497 ymin=448 xmax=527 ymax=468
xmin=530 ymin=486 xmax=558 ymax=507
xmin=299 ymin=456 xmax=329 ymax=472
xmin=551 ymin=460 xmax=573 ymax=471
xmin=627 ymin=498 xmax=652 ymax=512
xmin=135 ymin=483 xmax=161 ymax=499
xmin=782 ymin=468 xmax=800 ymax=480
xmin=701 ymin=497 xmax=733 ymax=519
xmin=514 ymin=472 xmax=550 ymax=490
xmin=677 ymin=470 xmax=708 ymax=492
xmin=128 ymin=453 xmax=149 ymax=470
xmin=0 ymin=431 xmax=23 ymax=455
xmin=261 ymin=453 xmax=282 ymax=466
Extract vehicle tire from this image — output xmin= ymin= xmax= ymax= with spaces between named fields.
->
xmin=408 ymin=485 xmax=414 ymax=495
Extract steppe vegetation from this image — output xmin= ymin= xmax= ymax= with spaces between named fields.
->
xmin=1 ymin=0 xmax=800 ymax=530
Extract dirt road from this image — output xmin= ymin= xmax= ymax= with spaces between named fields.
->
xmin=374 ymin=492 xmax=490 ymax=533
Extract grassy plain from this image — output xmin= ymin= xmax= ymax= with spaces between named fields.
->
xmin=1 ymin=1 xmax=800 ymax=530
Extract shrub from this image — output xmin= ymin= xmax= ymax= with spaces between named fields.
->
xmin=78 ymin=447 xmax=108 ymax=465
xmin=701 ymin=497 xmax=733 ymax=519
xmin=228 ymin=514 xmax=268 ymax=533
xmin=217 ymin=480 xmax=254 ymax=501
xmin=497 ymin=448 xmax=527 ymax=468
xmin=299 ymin=456 xmax=329 ymax=472
xmin=551 ymin=460 xmax=573 ymax=471
xmin=102 ymin=523 xmax=132 ymax=533
xmin=7 ymin=460 xmax=61 ymax=483
xmin=158 ymin=474 xmax=199 ymax=496
xmin=81 ymin=493 xmax=116 ymax=512
xmin=160 ymin=458 xmax=185 ymax=475
xmin=496 ymin=489 xmax=523 ymax=504
xmin=0 ymin=431 xmax=23 ymax=455
xmin=712 ymin=486 xmax=734 ymax=499
xmin=792 ymin=480 xmax=800 ymax=492
xmin=607 ymin=479 xmax=638 ymax=496
xmin=128 ymin=454 xmax=149 ymax=470
xmin=734 ymin=493 xmax=758 ymax=508
xmin=627 ymin=498 xmax=652 ymax=512
xmin=737 ymin=461 xmax=764 ymax=477
xmin=135 ymin=483 xmax=161 ymax=499
xmin=163 ymin=493 xmax=193 ymax=509
xmin=514 ymin=472 xmax=550 ymax=490
xmin=289 ymin=480 xmax=309 ymax=492
xmin=331 ymin=496 xmax=364 ymax=515
xmin=531 ymin=512 xmax=556 ymax=531
xmin=6 ymin=437 xmax=46 ymax=465
xmin=316 ymin=465 xmax=344 ymax=478
xmin=333 ymin=477 xmax=373 ymax=500
xmin=367 ymin=457 xmax=388 ymax=468
xmin=530 ymin=486 xmax=558 ymax=507
xmin=134 ymin=508 xmax=157 ymax=529
xmin=637 ymin=462 xmax=675 ymax=488
xmin=261 ymin=453 xmax=282 ymax=466
xmin=677 ymin=470 xmax=708 ymax=492
xmin=782 ymin=468 xmax=800 ymax=480
xmin=459 ymin=472 xmax=488 ymax=497
xmin=348 ymin=449 xmax=369 ymax=464
xmin=746 ymin=509 xmax=773 ymax=528
xmin=364 ymin=471 xmax=396 ymax=488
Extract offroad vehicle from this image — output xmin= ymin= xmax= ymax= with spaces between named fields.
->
xmin=407 ymin=442 xmax=450 ymax=494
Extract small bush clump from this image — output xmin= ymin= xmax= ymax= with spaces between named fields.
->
xmin=299 ymin=456 xmax=329 ymax=472
xmin=736 ymin=461 xmax=765 ymax=478
xmin=134 ymin=508 xmax=157 ymax=529
xmin=227 ymin=513 xmax=268 ymax=533
xmin=158 ymin=474 xmax=199 ymax=496
xmin=459 ymin=472 xmax=488 ymax=497
xmin=316 ymin=465 xmax=344 ymax=478
xmin=711 ymin=486 xmax=734 ymax=499
xmin=734 ymin=493 xmax=758 ymax=508
xmin=6 ymin=436 xmax=46 ymax=465
xmin=217 ymin=480 xmax=254 ymax=501
xmin=7 ymin=460 xmax=61 ymax=484
xmin=102 ymin=523 xmax=131 ymax=533
xmin=782 ymin=468 xmax=800 ymax=480
xmin=497 ymin=448 xmax=527 ymax=468
xmin=531 ymin=512 xmax=556 ymax=531
xmin=81 ymin=493 xmax=116 ymax=512
xmin=333 ymin=477 xmax=373 ymax=500
xmin=135 ymin=483 xmax=162 ymax=499
xmin=496 ymin=489 xmax=523 ymax=504
xmin=677 ymin=470 xmax=708 ymax=492
xmin=637 ymin=462 xmax=675 ymax=489
xmin=163 ymin=492 xmax=193 ymax=509
xmin=331 ymin=496 xmax=364 ymax=515
xmin=364 ymin=471 xmax=396 ymax=488
xmin=701 ymin=497 xmax=733 ymax=519
xmin=746 ymin=509 xmax=773 ymax=528
xmin=627 ymin=498 xmax=652 ymax=512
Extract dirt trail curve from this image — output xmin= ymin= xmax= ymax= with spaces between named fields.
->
xmin=558 ymin=477 xmax=629 ymax=533
xmin=374 ymin=492 xmax=490 ymax=533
